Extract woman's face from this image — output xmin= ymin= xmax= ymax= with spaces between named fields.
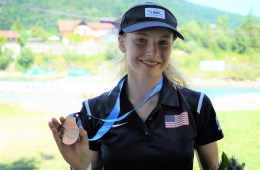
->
xmin=119 ymin=27 xmax=173 ymax=78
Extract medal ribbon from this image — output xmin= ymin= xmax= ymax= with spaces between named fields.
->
xmin=72 ymin=75 xmax=163 ymax=141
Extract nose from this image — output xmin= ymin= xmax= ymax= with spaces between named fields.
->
xmin=147 ymin=41 xmax=158 ymax=58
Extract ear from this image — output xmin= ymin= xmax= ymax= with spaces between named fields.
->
xmin=118 ymin=35 xmax=126 ymax=53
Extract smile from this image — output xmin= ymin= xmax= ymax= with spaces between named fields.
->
xmin=140 ymin=60 xmax=160 ymax=66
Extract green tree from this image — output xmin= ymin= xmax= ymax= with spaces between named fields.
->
xmin=0 ymin=36 xmax=7 ymax=49
xmin=217 ymin=15 xmax=229 ymax=30
xmin=0 ymin=2 xmax=15 ymax=29
xmin=30 ymin=26 xmax=49 ymax=41
xmin=200 ymin=23 xmax=214 ymax=49
xmin=0 ymin=50 xmax=13 ymax=70
xmin=11 ymin=17 xmax=27 ymax=46
xmin=0 ymin=36 xmax=13 ymax=70
xmin=181 ymin=21 xmax=204 ymax=43
xmin=17 ymin=48 xmax=34 ymax=69
xmin=231 ymin=32 xmax=248 ymax=54
xmin=176 ymin=21 xmax=203 ymax=52
xmin=215 ymin=15 xmax=232 ymax=51
xmin=12 ymin=17 xmax=24 ymax=33
xmin=232 ymin=15 xmax=260 ymax=54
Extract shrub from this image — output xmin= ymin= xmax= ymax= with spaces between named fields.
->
xmin=17 ymin=48 xmax=34 ymax=70
xmin=0 ymin=50 xmax=13 ymax=70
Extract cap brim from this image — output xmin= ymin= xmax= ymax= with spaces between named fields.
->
xmin=122 ymin=21 xmax=184 ymax=40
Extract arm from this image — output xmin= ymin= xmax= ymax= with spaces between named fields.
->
xmin=48 ymin=117 xmax=90 ymax=170
xmin=196 ymin=141 xmax=219 ymax=170
xmin=89 ymin=150 xmax=103 ymax=170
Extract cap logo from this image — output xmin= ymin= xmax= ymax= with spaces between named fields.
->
xmin=145 ymin=8 xmax=165 ymax=19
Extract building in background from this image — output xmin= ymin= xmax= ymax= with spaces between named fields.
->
xmin=57 ymin=19 xmax=117 ymax=43
xmin=0 ymin=30 xmax=20 ymax=42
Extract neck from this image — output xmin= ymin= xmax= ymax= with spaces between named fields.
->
xmin=126 ymin=74 xmax=162 ymax=103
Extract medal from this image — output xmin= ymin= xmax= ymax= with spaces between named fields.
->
xmin=58 ymin=116 xmax=79 ymax=145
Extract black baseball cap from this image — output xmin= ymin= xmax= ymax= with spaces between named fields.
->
xmin=119 ymin=2 xmax=184 ymax=40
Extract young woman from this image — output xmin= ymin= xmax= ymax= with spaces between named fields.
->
xmin=49 ymin=2 xmax=223 ymax=170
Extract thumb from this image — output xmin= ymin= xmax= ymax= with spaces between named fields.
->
xmin=78 ymin=126 xmax=88 ymax=144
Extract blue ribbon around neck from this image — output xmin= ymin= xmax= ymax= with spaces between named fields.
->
xmin=70 ymin=75 xmax=164 ymax=141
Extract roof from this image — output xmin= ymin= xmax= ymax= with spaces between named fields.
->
xmin=87 ymin=22 xmax=115 ymax=30
xmin=100 ymin=18 xmax=121 ymax=25
xmin=0 ymin=30 xmax=20 ymax=39
xmin=57 ymin=20 xmax=85 ymax=32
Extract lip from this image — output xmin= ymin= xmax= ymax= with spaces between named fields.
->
xmin=140 ymin=60 xmax=160 ymax=67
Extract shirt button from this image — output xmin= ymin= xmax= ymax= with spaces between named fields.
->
xmin=144 ymin=132 xmax=149 ymax=135
xmin=148 ymin=117 xmax=152 ymax=121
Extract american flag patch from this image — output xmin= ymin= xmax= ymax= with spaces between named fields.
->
xmin=164 ymin=112 xmax=189 ymax=128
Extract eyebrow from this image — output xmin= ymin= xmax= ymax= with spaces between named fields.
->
xmin=135 ymin=32 xmax=172 ymax=38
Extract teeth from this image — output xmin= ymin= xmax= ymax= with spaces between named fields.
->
xmin=141 ymin=60 xmax=158 ymax=65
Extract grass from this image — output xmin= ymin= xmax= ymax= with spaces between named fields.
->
xmin=0 ymin=102 xmax=259 ymax=169
xmin=0 ymin=102 xmax=69 ymax=170
xmin=217 ymin=109 xmax=260 ymax=168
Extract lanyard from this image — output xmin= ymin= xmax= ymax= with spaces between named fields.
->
xmin=75 ymin=75 xmax=164 ymax=141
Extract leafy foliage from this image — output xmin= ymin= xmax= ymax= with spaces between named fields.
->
xmin=0 ymin=0 xmax=253 ymax=30
xmin=0 ymin=36 xmax=13 ymax=70
xmin=0 ymin=49 xmax=13 ymax=70
xmin=218 ymin=152 xmax=245 ymax=170
xmin=219 ymin=152 xmax=229 ymax=170
xmin=1 ymin=0 xmax=259 ymax=80
xmin=17 ymin=48 xmax=34 ymax=70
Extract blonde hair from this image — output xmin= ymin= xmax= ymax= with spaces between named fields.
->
xmin=163 ymin=60 xmax=190 ymax=88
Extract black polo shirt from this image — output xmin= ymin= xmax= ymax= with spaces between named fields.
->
xmin=78 ymin=76 xmax=223 ymax=170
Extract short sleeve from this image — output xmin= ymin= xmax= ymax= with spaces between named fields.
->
xmin=78 ymin=101 xmax=102 ymax=151
xmin=195 ymin=94 xmax=224 ymax=147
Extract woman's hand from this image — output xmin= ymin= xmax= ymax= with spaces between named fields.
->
xmin=48 ymin=117 xmax=90 ymax=170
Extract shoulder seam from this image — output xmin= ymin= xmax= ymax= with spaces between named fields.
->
xmin=197 ymin=92 xmax=204 ymax=114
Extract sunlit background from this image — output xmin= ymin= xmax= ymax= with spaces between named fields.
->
xmin=0 ymin=0 xmax=259 ymax=169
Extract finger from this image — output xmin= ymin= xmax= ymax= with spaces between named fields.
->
xmin=48 ymin=120 xmax=55 ymax=130
xmin=48 ymin=121 xmax=62 ymax=146
xmin=78 ymin=126 xmax=88 ymax=145
xmin=51 ymin=117 xmax=62 ymax=128
xmin=60 ymin=116 xmax=66 ymax=123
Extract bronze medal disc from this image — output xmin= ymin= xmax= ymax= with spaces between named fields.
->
xmin=60 ymin=117 xmax=79 ymax=145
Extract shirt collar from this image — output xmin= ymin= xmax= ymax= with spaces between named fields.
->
xmin=159 ymin=77 xmax=180 ymax=107
xmin=105 ymin=75 xmax=180 ymax=114
xmin=105 ymin=75 xmax=127 ymax=115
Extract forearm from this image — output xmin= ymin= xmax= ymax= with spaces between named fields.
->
xmin=70 ymin=163 xmax=90 ymax=170
xmin=196 ymin=142 xmax=219 ymax=170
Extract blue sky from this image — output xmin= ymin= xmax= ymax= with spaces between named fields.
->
xmin=187 ymin=0 xmax=260 ymax=17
